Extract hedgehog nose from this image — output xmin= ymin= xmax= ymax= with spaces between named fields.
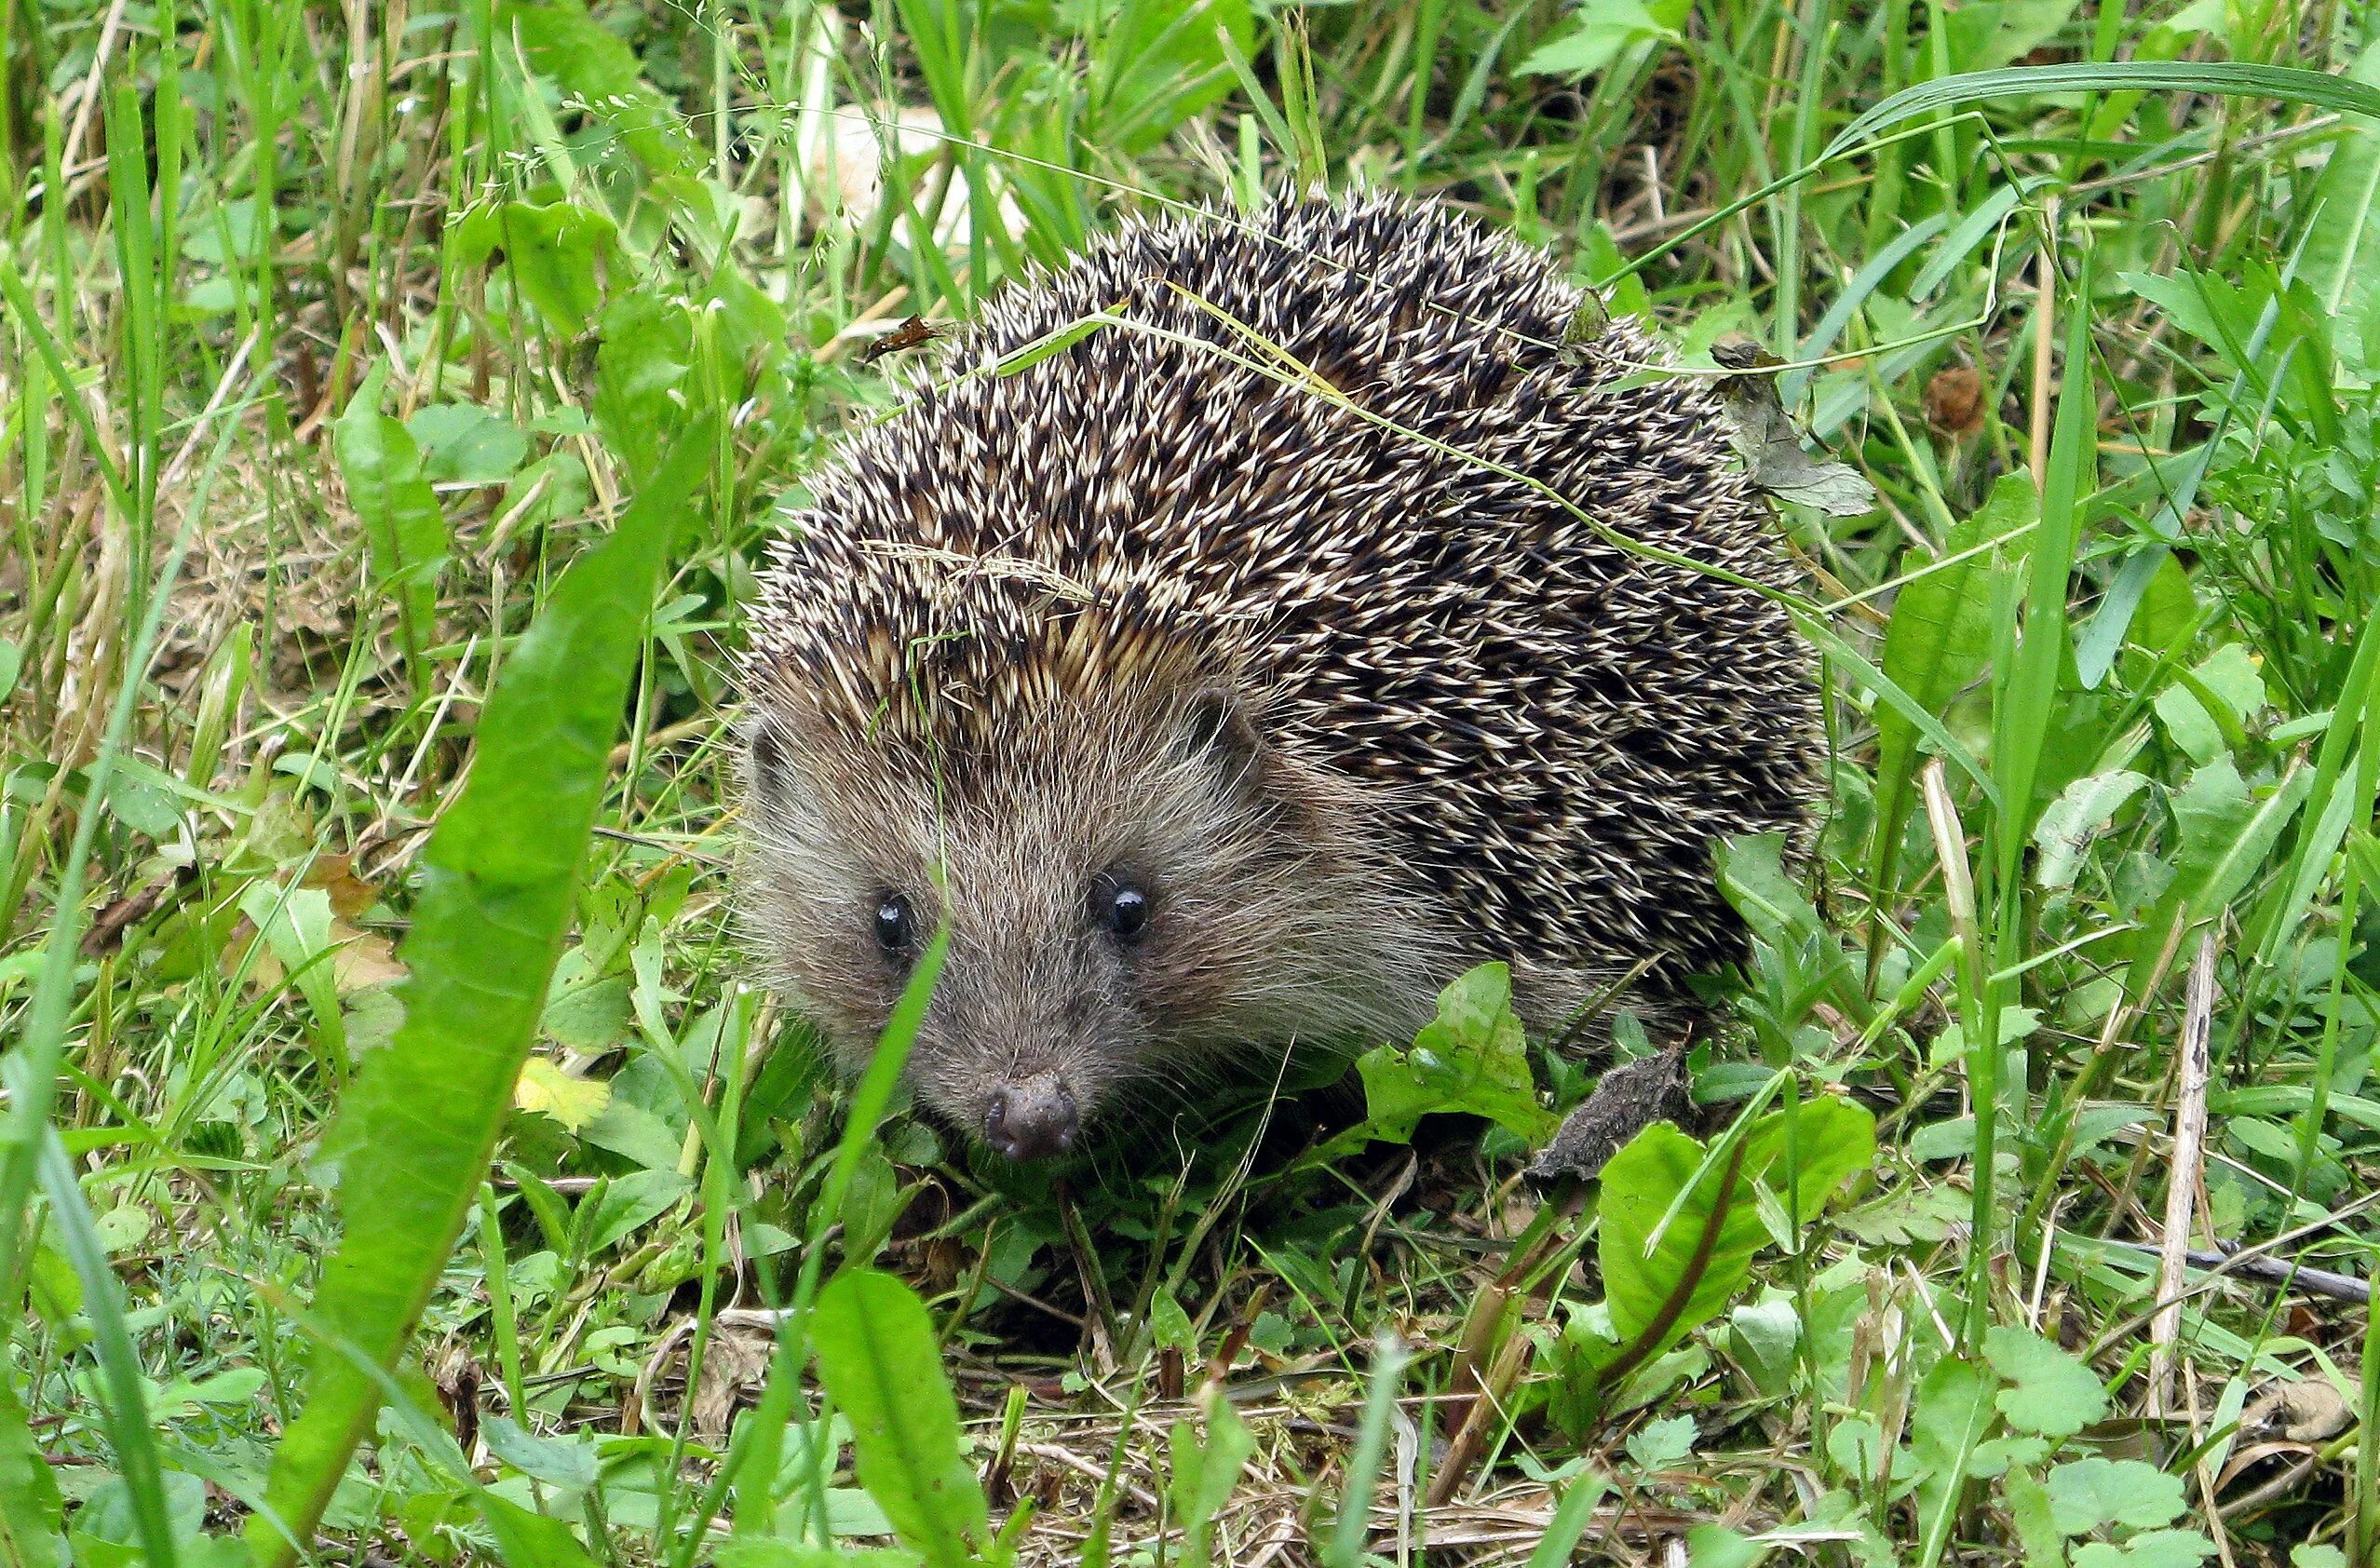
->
xmin=984 ymin=1075 xmax=1077 ymax=1161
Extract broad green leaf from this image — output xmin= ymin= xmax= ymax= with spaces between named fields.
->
xmin=1169 ymin=1390 xmax=1254 ymax=1568
xmin=333 ymin=361 xmax=449 ymax=657
xmin=582 ymin=1168 xmax=695 ymax=1254
xmin=1827 ymin=1416 xmax=1886 ymax=1483
xmin=1909 ymin=1356 xmax=2002 ymax=1555
xmin=1149 ymin=1283 xmax=1197 ymax=1354
xmin=249 ymin=421 xmax=714 ymax=1568
xmin=238 ymin=883 xmax=345 ymax=1074
xmin=1715 ymin=833 xmax=1851 ymax=992
xmin=504 ymin=0 xmax=701 ymax=178
xmin=1595 ymin=1126 xmax=1765 ymax=1376
xmin=451 ymin=199 xmax=619 ymax=336
xmin=594 ymin=293 xmax=695 ymax=485
xmin=1983 ymin=1326 xmax=2108 ymax=1438
xmin=811 ymin=1269 xmax=990 ymax=1568
xmin=1088 ymin=0 xmax=1255 ymax=155
xmin=2034 ymin=770 xmax=2150 ymax=892
xmin=2179 ymin=761 xmax=2311 ymax=923
xmin=2167 ymin=758 xmax=2254 ymax=896
xmin=1347 ymin=963 xmax=1556 ymax=1146
xmin=1592 ymin=1098 xmax=1873 ymax=1404
xmin=484 ymin=1416 xmax=600 ymax=1491
xmin=2074 ymin=1534 xmax=2215 ymax=1568
xmin=1739 ymin=1095 xmax=1878 ymax=1221
xmin=1869 ymin=475 xmax=2028 ymax=892
xmin=1728 ymin=1296 xmax=1800 ymax=1398
xmin=474 ymin=1494 xmax=600 ymax=1568
xmin=1519 ymin=0 xmax=1690 ymax=77
xmin=64 ymin=1471 xmax=207 ymax=1564
xmin=407 ymin=403 xmax=529 ymax=486
xmin=2151 ymin=644 xmax=2265 ymax=765
xmin=2299 ymin=45 xmax=2380 ymax=371
xmin=2046 ymin=1457 xmax=2188 ymax=1534
xmin=0 ymin=1376 xmax=64 ymax=1568
xmin=512 ymin=1057 xmax=612 ymax=1132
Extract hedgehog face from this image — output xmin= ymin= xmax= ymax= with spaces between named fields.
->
xmin=740 ymin=683 xmax=1438 ymax=1159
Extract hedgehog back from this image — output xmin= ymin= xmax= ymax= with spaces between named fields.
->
xmin=751 ymin=196 xmax=1820 ymax=987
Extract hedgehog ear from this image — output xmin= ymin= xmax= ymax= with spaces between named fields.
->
xmin=742 ymin=709 xmax=796 ymax=805
xmin=1179 ymin=686 xmax=1268 ymax=795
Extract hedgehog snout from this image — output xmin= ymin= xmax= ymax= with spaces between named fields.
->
xmin=981 ymin=1074 xmax=1077 ymax=1161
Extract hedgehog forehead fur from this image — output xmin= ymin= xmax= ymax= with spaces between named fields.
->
xmin=740 ymin=192 xmax=1821 ymax=1156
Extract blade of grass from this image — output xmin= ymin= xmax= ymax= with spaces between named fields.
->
xmin=1526 ymin=1469 xmax=1609 ymax=1568
xmin=1323 ymin=1333 xmax=1411 ymax=1568
xmin=34 ymin=1129 xmax=177 ymax=1568
xmin=1826 ymin=61 xmax=2380 ymax=164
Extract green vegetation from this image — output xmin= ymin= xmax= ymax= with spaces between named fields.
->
xmin=3 ymin=0 xmax=2378 ymax=1561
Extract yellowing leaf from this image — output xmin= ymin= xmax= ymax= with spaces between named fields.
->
xmin=331 ymin=921 xmax=407 ymax=994
xmin=513 ymin=1057 xmax=612 ymax=1133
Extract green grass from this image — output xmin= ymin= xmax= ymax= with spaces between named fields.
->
xmin=4 ymin=0 xmax=2379 ymax=1563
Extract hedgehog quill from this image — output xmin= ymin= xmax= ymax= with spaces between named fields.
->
xmin=739 ymin=195 xmax=1821 ymax=1161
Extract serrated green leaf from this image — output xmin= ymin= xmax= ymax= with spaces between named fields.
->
xmin=248 ymin=421 xmax=714 ymax=1568
xmin=1627 ymin=1413 xmax=1697 ymax=1470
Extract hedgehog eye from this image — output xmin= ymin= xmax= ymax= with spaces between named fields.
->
xmin=873 ymin=892 xmax=917 ymax=955
xmin=1089 ymin=872 xmax=1150 ymax=943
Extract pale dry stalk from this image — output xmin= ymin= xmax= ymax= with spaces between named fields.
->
xmin=2150 ymin=931 xmax=2218 ymax=1416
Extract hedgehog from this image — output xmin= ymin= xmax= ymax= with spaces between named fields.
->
xmin=739 ymin=194 xmax=1820 ymax=1162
